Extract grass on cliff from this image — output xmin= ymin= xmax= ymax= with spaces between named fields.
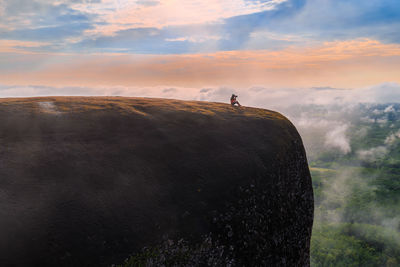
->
xmin=0 ymin=96 xmax=286 ymax=121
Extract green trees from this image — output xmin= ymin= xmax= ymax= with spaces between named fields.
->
xmin=310 ymin=112 xmax=400 ymax=266
xmin=311 ymin=223 xmax=400 ymax=266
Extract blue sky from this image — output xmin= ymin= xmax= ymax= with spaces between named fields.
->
xmin=1 ymin=0 xmax=399 ymax=54
xmin=0 ymin=0 xmax=399 ymax=90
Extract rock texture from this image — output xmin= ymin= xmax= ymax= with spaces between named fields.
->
xmin=0 ymin=97 xmax=313 ymax=266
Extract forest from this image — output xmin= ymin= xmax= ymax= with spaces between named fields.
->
xmin=298 ymin=103 xmax=400 ymax=266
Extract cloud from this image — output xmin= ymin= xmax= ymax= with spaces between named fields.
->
xmin=219 ymin=0 xmax=400 ymax=51
xmin=162 ymin=87 xmax=176 ymax=93
xmin=1 ymin=0 xmax=399 ymax=56
xmin=2 ymin=80 xmax=400 ymax=165
xmin=355 ymin=127 xmax=400 ymax=162
xmin=272 ymin=0 xmax=400 ymax=43
xmin=324 ymin=124 xmax=351 ymax=154
xmin=384 ymin=130 xmax=400 ymax=145
xmin=384 ymin=105 xmax=395 ymax=113
xmin=357 ymin=146 xmax=388 ymax=162
xmin=314 ymin=168 xmax=358 ymax=223
xmin=292 ymin=113 xmax=353 ymax=155
xmin=165 ymin=35 xmax=223 ymax=43
xmin=0 ymin=0 xmax=96 ymax=43
xmin=136 ymin=0 xmax=160 ymax=7
xmin=76 ymin=0 xmax=288 ymax=36
xmin=0 ymin=84 xmax=200 ymax=100
xmin=0 ymin=40 xmax=51 ymax=53
xmin=3 ymin=22 xmax=93 ymax=42
xmin=1 ymin=0 xmax=399 ymax=57
xmin=1 ymin=1 xmax=92 ymax=27
xmin=38 ymin=101 xmax=61 ymax=114
xmin=1 ymin=39 xmax=399 ymax=88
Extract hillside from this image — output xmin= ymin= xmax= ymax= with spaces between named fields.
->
xmin=0 ymin=97 xmax=313 ymax=266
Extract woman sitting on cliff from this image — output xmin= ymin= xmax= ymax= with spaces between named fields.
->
xmin=230 ymin=94 xmax=241 ymax=107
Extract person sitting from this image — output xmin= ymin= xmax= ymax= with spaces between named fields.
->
xmin=230 ymin=94 xmax=241 ymax=107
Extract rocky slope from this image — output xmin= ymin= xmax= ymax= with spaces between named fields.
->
xmin=0 ymin=97 xmax=313 ymax=266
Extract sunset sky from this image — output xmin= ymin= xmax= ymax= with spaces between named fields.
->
xmin=0 ymin=0 xmax=399 ymax=97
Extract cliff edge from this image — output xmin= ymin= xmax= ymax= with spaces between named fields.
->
xmin=0 ymin=97 xmax=313 ymax=266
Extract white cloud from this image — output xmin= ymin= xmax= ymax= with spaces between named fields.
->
xmin=249 ymin=30 xmax=308 ymax=42
xmin=0 ymin=40 xmax=51 ymax=53
xmin=384 ymin=105 xmax=395 ymax=113
xmin=357 ymin=146 xmax=388 ymax=162
xmin=165 ymin=35 xmax=223 ymax=43
xmin=324 ymin=124 xmax=351 ymax=154
xmin=354 ymin=127 xmax=369 ymax=139
xmin=384 ymin=130 xmax=400 ymax=146
xmin=72 ymin=0 xmax=288 ymax=36
xmin=355 ymin=129 xmax=400 ymax=162
xmin=38 ymin=101 xmax=61 ymax=114
xmin=314 ymin=168 xmax=360 ymax=223
xmin=372 ymin=109 xmax=382 ymax=115
xmin=377 ymin=118 xmax=388 ymax=125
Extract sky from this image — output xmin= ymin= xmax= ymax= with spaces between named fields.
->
xmin=0 ymin=0 xmax=400 ymax=97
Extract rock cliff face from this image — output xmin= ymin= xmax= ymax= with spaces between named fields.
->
xmin=0 ymin=97 xmax=313 ymax=266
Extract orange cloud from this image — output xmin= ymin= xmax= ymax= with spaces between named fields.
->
xmin=0 ymin=40 xmax=51 ymax=53
xmin=1 ymin=39 xmax=399 ymax=88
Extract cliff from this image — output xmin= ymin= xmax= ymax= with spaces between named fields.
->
xmin=0 ymin=97 xmax=313 ymax=266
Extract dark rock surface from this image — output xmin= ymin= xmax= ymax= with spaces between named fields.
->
xmin=0 ymin=97 xmax=313 ymax=266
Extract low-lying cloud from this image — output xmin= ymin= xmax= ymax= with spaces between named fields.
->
xmin=324 ymin=124 xmax=351 ymax=154
xmin=2 ymin=81 xmax=399 ymax=158
xmin=5 ymin=81 xmax=400 ymax=104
